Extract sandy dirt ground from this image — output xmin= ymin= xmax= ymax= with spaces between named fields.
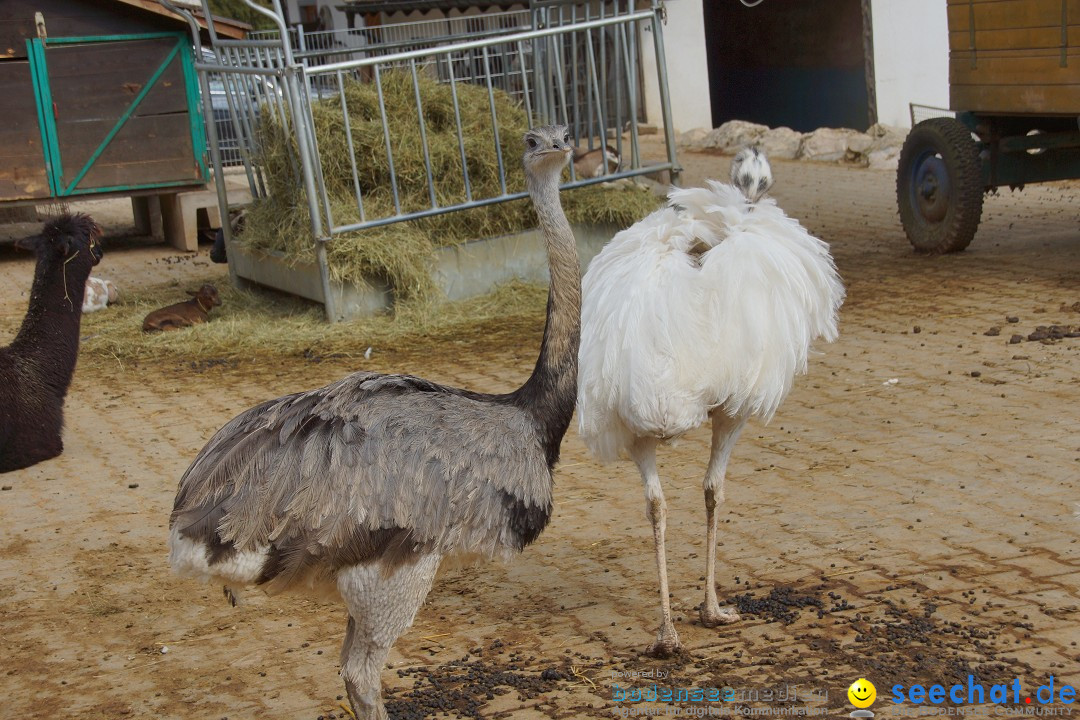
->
xmin=1 ymin=144 xmax=1078 ymax=720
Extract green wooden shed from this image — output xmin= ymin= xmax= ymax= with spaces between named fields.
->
xmin=1 ymin=0 xmax=247 ymax=245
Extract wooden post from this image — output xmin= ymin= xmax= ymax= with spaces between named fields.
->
xmin=158 ymin=192 xmax=197 ymax=252
xmin=132 ymin=195 xmax=164 ymax=238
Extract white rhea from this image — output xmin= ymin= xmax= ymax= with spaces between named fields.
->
xmin=577 ymin=148 xmax=844 ymax=656
xmin=168 ymin=125 xmax=580 ymax=719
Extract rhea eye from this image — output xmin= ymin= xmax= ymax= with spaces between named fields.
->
xmin=527 ymin=137 xmax=537 ymax=149
xmin=563 ymin=134 xmax=570 ymax=144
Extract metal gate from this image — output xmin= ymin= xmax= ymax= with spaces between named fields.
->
xmin=27 ymin=31 xmax=207 ymax=197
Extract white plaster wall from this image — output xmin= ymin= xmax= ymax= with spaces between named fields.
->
xmin=640 ymin=0 xmax=712 ymax=133
xmin=280 ymin=0 xmax=300 ymax=25
xmin=870 ymin=0 xmax=950 ymax=128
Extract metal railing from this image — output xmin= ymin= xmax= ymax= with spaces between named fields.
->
xmin=161 ymin=0 xmax=679 ymax=321
xmin=910 ymin=102 xmax=956 ymax=127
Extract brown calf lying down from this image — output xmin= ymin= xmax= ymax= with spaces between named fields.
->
xmin=142 ymin=284 xmax=222 ymax=332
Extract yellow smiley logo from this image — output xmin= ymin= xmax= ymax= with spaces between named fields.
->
xmin=848 ymin=678 xmax=876 ymax=708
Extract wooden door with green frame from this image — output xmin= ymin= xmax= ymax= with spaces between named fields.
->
xmin=28 ymin=31 xmax=208 ymax=197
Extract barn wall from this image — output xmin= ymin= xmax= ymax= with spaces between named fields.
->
xmin=638 ymin=0 xmax=712 ymax=134
xmin=0 ymin=62 xmax=50 ymax=199
xmin=0 ymin=0 xmax=172 ymax=60
xmin=870 ymin=0 xmax=949 ymax=127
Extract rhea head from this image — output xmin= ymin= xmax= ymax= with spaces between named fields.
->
xmin=730 ymin=146 xmax=774 ymax=203
xmin=523 ymin=124 xmax=572 ymax=179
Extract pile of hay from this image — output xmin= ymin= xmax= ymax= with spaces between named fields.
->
xmin=242 ymin=70 xmax=659 ymax=300
xmin=77 ymin=269 xmax=550 ymax=369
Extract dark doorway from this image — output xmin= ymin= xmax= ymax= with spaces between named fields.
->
xmin=703 ymin=0 xmax=871 ymax=132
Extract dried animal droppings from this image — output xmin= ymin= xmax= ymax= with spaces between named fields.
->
xmin=984 ymin=327 xmax=1000 ymax=336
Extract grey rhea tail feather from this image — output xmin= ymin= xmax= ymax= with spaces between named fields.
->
xmin=731 ymin=146 xmax=774 ymax=204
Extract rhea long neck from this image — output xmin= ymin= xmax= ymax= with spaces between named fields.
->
xmin=513 ymin=164 xmax=582 ymax=465
xmin=12 ymin=255 xmax=88 ymax=389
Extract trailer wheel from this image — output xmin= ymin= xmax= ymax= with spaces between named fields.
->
xmin=896 ymin=117 xmax=984 ymax=253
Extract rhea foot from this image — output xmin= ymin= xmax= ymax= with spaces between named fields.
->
xmin=700 ymin=601 xmax=741 ymax=627
xmin=646 ymin=622 xmax=681 ymax=658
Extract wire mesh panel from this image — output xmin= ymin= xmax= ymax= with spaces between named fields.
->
xmin=909 ymin=103 xmax=956 ymax=127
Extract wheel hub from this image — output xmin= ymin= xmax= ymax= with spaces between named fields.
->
xmin=913 ymin=154 xmax=950 ymax=223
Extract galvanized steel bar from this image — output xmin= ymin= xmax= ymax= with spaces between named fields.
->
xmin=613 ymin=17 xmax=624 ymax=172
xmin=583 ymin=4 xmax=595 ymax=150
xmin=598 ymin=1 xmax=608 ymax=142
xmin=570 ymin=2 xmax=580 ymax=143
xmin=584 ymin=26 xmax=608 ymax=158
xmin=337 ymin=69 xmax=365 ymax=223
xmin=161 ymin=0 xmax=238 ymax=285
xmin=623 ymin=20 xmax=641 ymax=169
xmin=327 ymin=163 xmax=672 ymax=235
xmin=410 ymin=58 xmax=438 ymax=209
xmin=374 ymin=65 xmax=402 ymax=215
xmin=446 ymin=56 xmax=473 ymax=203
xmin=238 ymin=0 xmax=336 ymax=319
xmin=550 ymin=33 xmax=569 ymax=126
xmin=648 ymin=1 xmax=681 ymax=186
xmin=307 ymin=12 xmax=653 ymax=75
xmin=299 ymin=68 xmax=336 ymax=237
xmin=517 ymin=42 xmax=534 ymax=123
xmin=481 ymin=45 xmax=507 ymax=197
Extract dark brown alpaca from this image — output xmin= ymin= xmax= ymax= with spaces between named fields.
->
xmin=0 ymin=213 xmax=103 ymax=473
xmin=142 ymin=284 xmax=221 ymax=332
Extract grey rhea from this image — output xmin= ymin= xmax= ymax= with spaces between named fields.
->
xmin=169 ymin=125 xmax=580 ymax=719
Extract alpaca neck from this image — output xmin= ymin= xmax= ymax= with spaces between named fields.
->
xmin=12 ymin=258 xmax=87 ymax=388
xmin=513 ymin=171 xmax=581 ymax=466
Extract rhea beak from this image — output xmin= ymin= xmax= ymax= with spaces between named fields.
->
xmin=539 ymin=146 xmax=572 ymax=166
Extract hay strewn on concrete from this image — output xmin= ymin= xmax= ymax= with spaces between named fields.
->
xmin=242 ymin=71 xmax=659 ymax=299
xmin=77 ymin=269 xmax=549 ymax=368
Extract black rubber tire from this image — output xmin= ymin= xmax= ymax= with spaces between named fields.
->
xmin=896 ymin=117 xmax=985 ymax=254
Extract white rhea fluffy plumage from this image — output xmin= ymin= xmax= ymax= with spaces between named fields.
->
xmin=577 ymin=170 xmax=844 ymax=462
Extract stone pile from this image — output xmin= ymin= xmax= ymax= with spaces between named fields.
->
xmin=678 ymin=119 xmax=908 ymax=170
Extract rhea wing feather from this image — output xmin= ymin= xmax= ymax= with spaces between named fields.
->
xmin=171 ymin=371 xmax=553 ymax=589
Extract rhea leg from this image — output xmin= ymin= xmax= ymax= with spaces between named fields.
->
xmin=700 ymin=411 xmax=746 ymax=627
xmin=338 ymin=552 xmax=442 ymax=720
xmin=630 ymin=437 xmax=680 ymax=657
